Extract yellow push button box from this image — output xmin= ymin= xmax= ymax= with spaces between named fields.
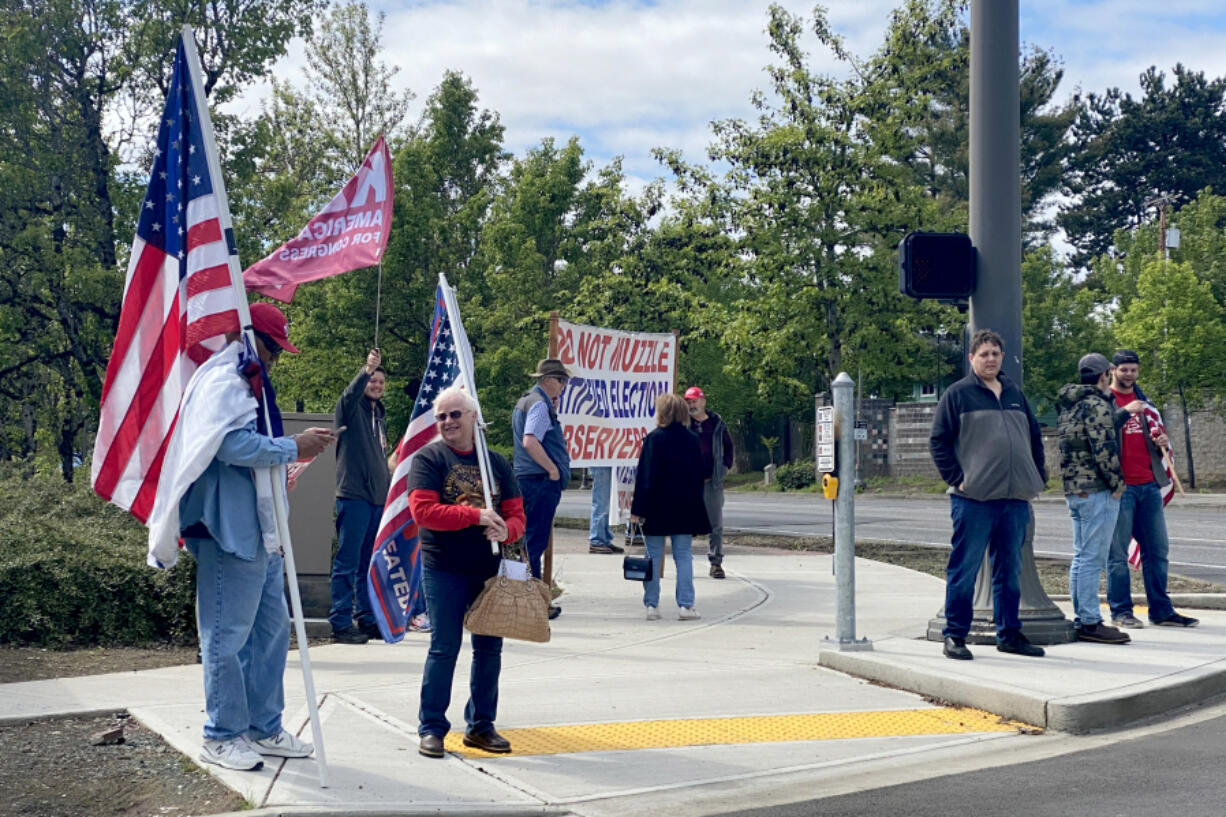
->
xmin=821 ymin=473 xmax=839 ymax=499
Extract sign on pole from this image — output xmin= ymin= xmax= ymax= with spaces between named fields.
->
xmin=817 ymin=406 xmax=836 ymax=473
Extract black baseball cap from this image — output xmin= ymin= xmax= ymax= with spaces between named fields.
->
xmin=1113 ymin=349 xmax=1140 ymax=366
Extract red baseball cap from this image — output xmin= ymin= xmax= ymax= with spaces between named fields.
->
xmin=684 ymin=386 xmax=705 ymax=400
xmin=249 ymin=302 xmax=300 ymax=354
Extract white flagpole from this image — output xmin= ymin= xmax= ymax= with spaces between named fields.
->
xmin=181 ymin=26 xmax=328 ymax=787
xmin=438 ymin=274 xmax=499 ymax=554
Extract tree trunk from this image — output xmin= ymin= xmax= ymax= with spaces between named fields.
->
xmin=1177 ymin=383 xmax=1196 ymax=489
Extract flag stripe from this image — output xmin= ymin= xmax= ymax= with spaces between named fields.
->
xmin=92 ymin=34 xmax=242 ymax=524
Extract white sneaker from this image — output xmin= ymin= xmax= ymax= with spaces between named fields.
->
xmin=679 ymin=607 xmax=701 ymax=621
xmin=410 ymin=613 xmax=432 ymax=632
xmin=200 ymin=737 xmax=264 ymax=771
xmin=249 ymin=729 xmax=313 ymax=758
xmin=646 ymin=606 xmax=660 ymax=621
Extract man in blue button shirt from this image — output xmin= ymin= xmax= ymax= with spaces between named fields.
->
xmin=512 ymin=358 xmax=572 ymax=618
xmin=178 ymin=303 xmax=337 ymax=772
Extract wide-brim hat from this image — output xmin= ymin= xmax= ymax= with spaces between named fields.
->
xmin=530 ymin=358 xmax=572 ymax=379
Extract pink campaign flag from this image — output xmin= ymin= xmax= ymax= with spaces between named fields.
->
xmin=243 ymin=135 xmax=393 ymax=302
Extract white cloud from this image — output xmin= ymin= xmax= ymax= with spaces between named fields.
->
xmin=227 ymin=0 xmax=1226 ymax=190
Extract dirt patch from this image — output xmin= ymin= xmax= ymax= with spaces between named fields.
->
xmin=0 ymin=645 xmax=199 ymax=685
xmin=724 ymin=533 xmax=1224 ymax=596
xmin=0 ymin=712 xmax=245 ymax=817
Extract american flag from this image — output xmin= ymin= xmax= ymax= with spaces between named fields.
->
xmin=366 ymin=284 xmax=463 ymax=642
xmin=91 ymin=32 xmax=241 ymax=522
xmin=1127 ymin=404 xmax=1176 ymax=569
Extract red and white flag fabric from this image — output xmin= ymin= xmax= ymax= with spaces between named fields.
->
xmin=242 ymin=136 xmax=393 ymax=303
xmin=1127 ymin=404 xmax=1176 ymax=569
xmin=91 ymin=32 xmax=242 ymax=523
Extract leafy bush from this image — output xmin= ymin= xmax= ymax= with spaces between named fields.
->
xmin=0 ymin=466 xmax=197 ymax=647
xmin=774 ymin=461 xmax=817 ymax=491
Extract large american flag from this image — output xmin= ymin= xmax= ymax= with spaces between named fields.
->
xmin=367 ymin=285 xmax=462 ymax=642
xmin=91 ymin=33 xmax=241 ymax=522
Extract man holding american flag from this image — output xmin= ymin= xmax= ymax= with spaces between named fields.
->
xmin=1106 ymin=349 xmax=1198 ymax=629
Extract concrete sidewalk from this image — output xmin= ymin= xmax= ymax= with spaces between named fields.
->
xmin=6 ymin=529 xmax=1226 ymax=816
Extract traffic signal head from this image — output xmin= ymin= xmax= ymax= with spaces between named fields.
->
xmin=898 ymin=232 xmax=976 ymax=300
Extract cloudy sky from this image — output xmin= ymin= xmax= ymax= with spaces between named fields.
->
xmin=232 ymin=0 xmax=1226 ymax=189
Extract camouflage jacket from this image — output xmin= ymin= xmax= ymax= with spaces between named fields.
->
xmin=1056 ymin=384 xmax=1124 ymax=495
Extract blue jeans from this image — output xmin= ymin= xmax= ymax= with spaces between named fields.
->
xmin=643 ymin=534 xmax=695 ymax=609
xmin=942 ymin=496 xmax=1029 ymax=642
xmin=187 ymin=537 xmax=289 ymax=743
xmin=1107 ymin=482 xmax=1175 ymax=621
xmin=418 ymin=566 xmax=502 ymax=737
xmin=1066 ymin=491 xmax=1120 ymax=626
xmin=330 ymin=498 xmax=380 ymax=632
xmin=588 ymin=467 xmax=613 ymax=546
xmin=519 ymin=476 xmax=562 ymax=579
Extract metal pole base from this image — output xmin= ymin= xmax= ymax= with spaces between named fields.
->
xmin=822 ymin=636 xmax=874 ymax=652
xmin=926 ymin=504 xmax=1076 ymax=646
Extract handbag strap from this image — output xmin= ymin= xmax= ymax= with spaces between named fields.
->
xmin=624 ymin=520 xmax=648 ymax=554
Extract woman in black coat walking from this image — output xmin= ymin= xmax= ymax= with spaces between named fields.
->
xmin=630 ymin=392 xmax=711 ymax=621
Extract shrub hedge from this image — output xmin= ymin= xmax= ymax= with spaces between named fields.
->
xmin=774 ymin=461 xmax=818 ymax=491
xmin=0 ymin=464 xmax=197 ymax=647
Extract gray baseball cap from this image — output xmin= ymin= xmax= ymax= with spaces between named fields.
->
xmin=1078 ymin=353 xmax=1112 ymax=380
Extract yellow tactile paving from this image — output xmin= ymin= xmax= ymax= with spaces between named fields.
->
xmin=443 ymin=707 xmax=1035 ymax=758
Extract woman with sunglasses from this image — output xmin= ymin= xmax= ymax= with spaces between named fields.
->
xmin=630 ymin=392 xmax=711 ymax=621
xmin=407 ymin=384 xmax=526 ymax=758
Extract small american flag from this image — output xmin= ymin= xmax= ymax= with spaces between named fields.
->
xmin=91 ymin=31 xmax=241 ymax=522
xmin=366 ymin=284 xmax=463 ymax=642
xmin=1127 ymin=404 xmax=1176 ymax=569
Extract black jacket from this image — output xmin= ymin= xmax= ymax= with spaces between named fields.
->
xmin=631 ymin=422 xmax=711 ymax=536
xmin=334 ymin=369 xmax=389 ymax=504
xmin=929 ymin=371 xmax=1046 ymax=501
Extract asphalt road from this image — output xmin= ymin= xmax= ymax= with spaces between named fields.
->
xmin=707 ymin=707 xmax=1226 ymax=817
xmin=558 ymin=490 xmax=1226 ymax=585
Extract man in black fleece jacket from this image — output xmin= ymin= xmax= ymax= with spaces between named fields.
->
xmin=929 ymin=329 xmax=1047 ymax=661
xmin=329 ymin=348 xmax=391 ymax=644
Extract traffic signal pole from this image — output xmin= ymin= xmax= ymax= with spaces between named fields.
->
xmin=926 ymin=0 xmax=1075 ymax=646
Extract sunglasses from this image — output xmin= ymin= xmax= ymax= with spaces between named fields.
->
xmin=434 ymin=409 xmax=466 ymax=422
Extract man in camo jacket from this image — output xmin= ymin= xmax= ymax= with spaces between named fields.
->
xmin=1056 ymin=352 xmax=1143 ymax=645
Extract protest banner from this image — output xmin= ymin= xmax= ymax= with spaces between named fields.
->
xmin=552 ymin=320 xmax=677 ymax=524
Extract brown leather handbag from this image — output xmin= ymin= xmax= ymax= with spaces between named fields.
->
xmin=464 ymin=547 xmax=551 ymax=643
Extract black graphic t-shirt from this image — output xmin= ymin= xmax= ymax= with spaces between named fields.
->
xmin=408 ymin=441 xmax=519 ymax=575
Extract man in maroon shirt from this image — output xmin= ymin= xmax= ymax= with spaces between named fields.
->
xmin=1105 ymin=349 xmax=1198 ymax=629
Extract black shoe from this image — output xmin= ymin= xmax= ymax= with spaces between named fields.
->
xmin=943 ymin=636 xmax=973 ymax=660
xmin=548 ymin=605 xmax=562 ymax=620
xmin=997 ymin=635 xmax=1045 ymax=657
xmin=418 ymin=734 xmax=445 ymax=758
xmin=1076 ymin=622 xmax=1131 ymax=644
xmin=1154 ymin=613 xmax=1199 ymax=627
xmin=359 ymin=623 xmax=383 ymax=641
xmin=331 ymin=626 xmax=370 ymax=644
xmin=709 ymin=564 xmax=726 ymax=579
xmin=605 ymin=543 xmax=624 ymax=553
xmin=589 ymin=544 xmax=617 ymax=554
xmin=463 ymin=728 xmax=512 ymax=754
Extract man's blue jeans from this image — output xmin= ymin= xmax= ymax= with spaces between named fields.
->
xmin=942 ymin=496 xmax=1029 ymax=642
xmin=1066 ymin=490 xmax=1120 ymax=626
xmin=418 ymin=566 xmax=502 ymax=737
xmin=330 ymin=498 xmax=380 ymax=632
xmin=588 ymin=467 xmax=613 ymax=547
xmin=187 ymin=537 xmax=289 ymax=743
xmin=642 ymin=534 xmax=695 ymax=609
xmin=519 ymin=476 xmax=562 ymax=579
xmin=1107 ymin=482 xmax=1175 ymax=622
